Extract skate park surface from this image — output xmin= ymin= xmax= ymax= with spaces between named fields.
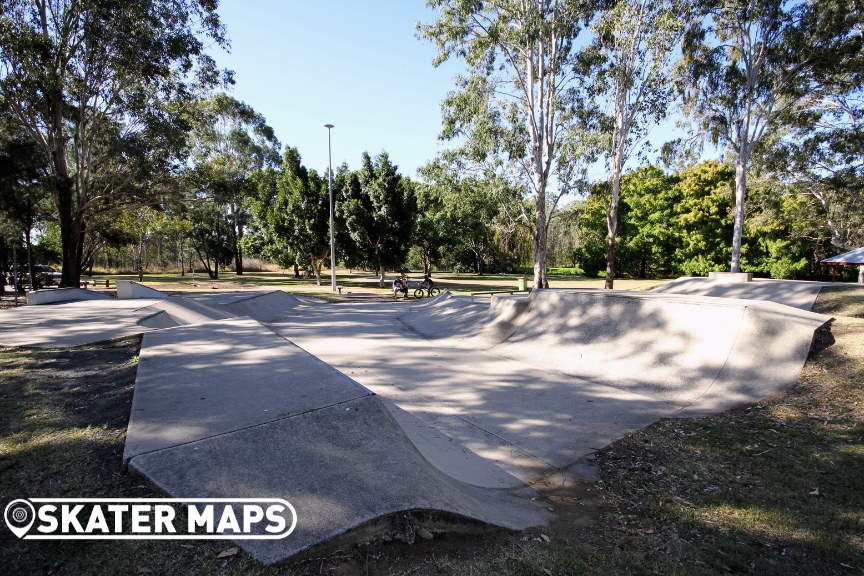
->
xmin=0 ymin=278 xmax=832 ymax=564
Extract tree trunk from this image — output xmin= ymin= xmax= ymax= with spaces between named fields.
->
xmin=56 ymin=178 xmax=82 ymax=288
xmin=25 ymin=230 xmax=34 ymax=291
xmin=378 ymin=263 xmax=386 ymax=288
xmin=605 ymin=134 xmax=624 ymax=290
xmin=604 ymin=197 xmax=619 ymax=289
xmin=312 ymin=254 xmax=322 ymax=286
xmin=234 ymin=228 xmax=244 ymax=275
xmin=605 ymin=233 xmax=617 ymax=290
xmin=730 ymin=156 xmax=748 ymax=273
xmin=859 ymin=265 xmax=863 ymax=285
xmin=0 ymin=235 xmax=7 ymax=294
xmin=533 ymin=181 xmax=549 ymax=289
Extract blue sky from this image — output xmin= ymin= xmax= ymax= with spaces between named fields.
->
xmin=212 ymin=1 xmax=696 ymax=185
xmin=213 ymin=1 xmax=463 ymax=179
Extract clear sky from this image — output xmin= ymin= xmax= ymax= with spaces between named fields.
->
xmin=212 ymin=1 xmax=463 ymax=179
xmin=212 ymin=1 xmax=701 ymax=185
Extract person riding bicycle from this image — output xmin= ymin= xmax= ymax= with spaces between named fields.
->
xmin=422 ymin=273 xmax=435 ymax=289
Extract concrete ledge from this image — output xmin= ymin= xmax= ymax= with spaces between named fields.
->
xmin=116 ymin=280 xmax=167 ymax=299
xmin=709 ymin=271 xmax=753 ymax=283
xmin=26 ymin=288 xmax=110 ymax=305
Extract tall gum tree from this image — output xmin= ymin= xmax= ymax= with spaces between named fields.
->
xmin=0 ymin=0 xmax=227 ymax=287
xmin=679 ymin=0 xmax=856 ymax=273
xmin=419 ymin=0 xmax=597 ymax=289
xmin=759 ymin=1 xmax=864 ymax=279
xmin=592 ymin=0 xmax=688 ymax=288
xmin=187 ymin=94 xmax=280 ymax=275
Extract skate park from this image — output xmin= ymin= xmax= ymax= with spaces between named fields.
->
xmin=0 ymin=277 xmax=832 ymax=564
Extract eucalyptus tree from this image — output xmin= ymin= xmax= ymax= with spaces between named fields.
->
xmin=592 ymin=0 xmax=688 ymax=288
xmin=419 ymin=0 xmax=598 ymax=289
xmin=187 ymin=94 xmax=280 ymax=275
xmin=679 ymin=0 xmax=858 ymax=273
xmin=759 ymin=2 xmax=864 ymax=265
xmin=0 ymin=0 xmax=228 ymax=287
xmin=188 ymin=202 xmax=234 ymax=280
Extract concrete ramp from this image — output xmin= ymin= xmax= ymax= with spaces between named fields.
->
xmin=0 ymin=298 xmax=163 ymax=347
xmin=134 ymin=295 xmax=237 ymax=326
xmin=401 ymin=293 xmax=527 ymax=348
xmin=476 ymin=290 xmax=828 ymax=409
xmin=652 ymin=276 xmax=832 ymax=310
xmin=116 ymin=281 xmax=167 ymax=299
xmin=224 ymin=290 xmax=302 ymax=323
xmin=492 ymin=291 xmax=747 ymax=403
xmin=679 ymin=302 xmax=831 ymax=416
xmin=124 ymin=317 xmax=546 ymax=564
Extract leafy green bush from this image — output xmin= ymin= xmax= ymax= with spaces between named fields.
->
xmin=547 ymin=266 xmax=584 ymax=275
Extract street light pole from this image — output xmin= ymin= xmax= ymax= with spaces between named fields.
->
xmin=325 ymin=124 xmax=336 ymax=293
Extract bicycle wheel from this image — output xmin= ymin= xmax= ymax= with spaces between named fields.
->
xmin=413 ymin=288 xmax=425 ymax=299
xmin=429 ymin=287 xmax=440 ymax=297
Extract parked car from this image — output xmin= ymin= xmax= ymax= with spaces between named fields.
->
xmin=33 ymin=265 xmax=62 ymax=286
xmin=5 ymin=265 xmax=61 ymax=290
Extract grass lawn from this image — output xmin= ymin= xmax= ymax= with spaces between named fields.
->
xmin=1 ymin=285 xmax=862 ymax=574
xmin=84 ymin=269 xmax=672 ymax=297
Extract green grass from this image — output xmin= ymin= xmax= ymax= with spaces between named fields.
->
xmin=84 ymin=269 xmax=673 ymax=297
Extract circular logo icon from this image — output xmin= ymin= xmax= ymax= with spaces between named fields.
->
xmin=4 ymin=499 xmax=35 ymax=538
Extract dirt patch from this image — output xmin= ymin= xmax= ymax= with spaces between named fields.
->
xmin=0 ymin=293 xmax=27 ymax=310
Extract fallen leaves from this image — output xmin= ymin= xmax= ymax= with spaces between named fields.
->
xmin=216 ymin=547 xmax=239 ymax=559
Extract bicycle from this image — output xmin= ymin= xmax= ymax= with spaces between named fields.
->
xmin=413 ymin=282 xmax=440 ymax=299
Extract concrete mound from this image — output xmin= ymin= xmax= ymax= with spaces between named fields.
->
xmin=125 ymin=317 xmax=546 ymax=564
xmin=224 ymin=290 xmax=302 ymax=323
xmin=116 ymin=281 xmax=167 ymax=299
xmin=0 ymin=298 xmax=164 ymax=347
xmin=134 ymin=295 xmax=237 ymax=326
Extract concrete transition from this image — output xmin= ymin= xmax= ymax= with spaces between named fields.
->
xmin=116 ymin=281 xmax=168 ymax=299
xmin=652 ymin=276 xmax=836 ymax=311
xmin=125 ymin=317 xmax=546 ymax=563
xmin=708 ymin=271 xmax=753 ymax=283
xmin=26 ymin=287 xmax=110 ymax=305
xmin=0 ymin=280 xmax=833 ymax=565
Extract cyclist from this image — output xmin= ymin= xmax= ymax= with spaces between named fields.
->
xmin=422 ymin=273 xmax=435 ymax=290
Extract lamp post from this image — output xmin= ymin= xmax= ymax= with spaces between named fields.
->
xmin=324 ymin=124 xmax=336 ymax=293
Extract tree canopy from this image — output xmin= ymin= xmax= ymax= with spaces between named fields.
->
xmin=0 ymin=0 xmax=228 ymax=286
